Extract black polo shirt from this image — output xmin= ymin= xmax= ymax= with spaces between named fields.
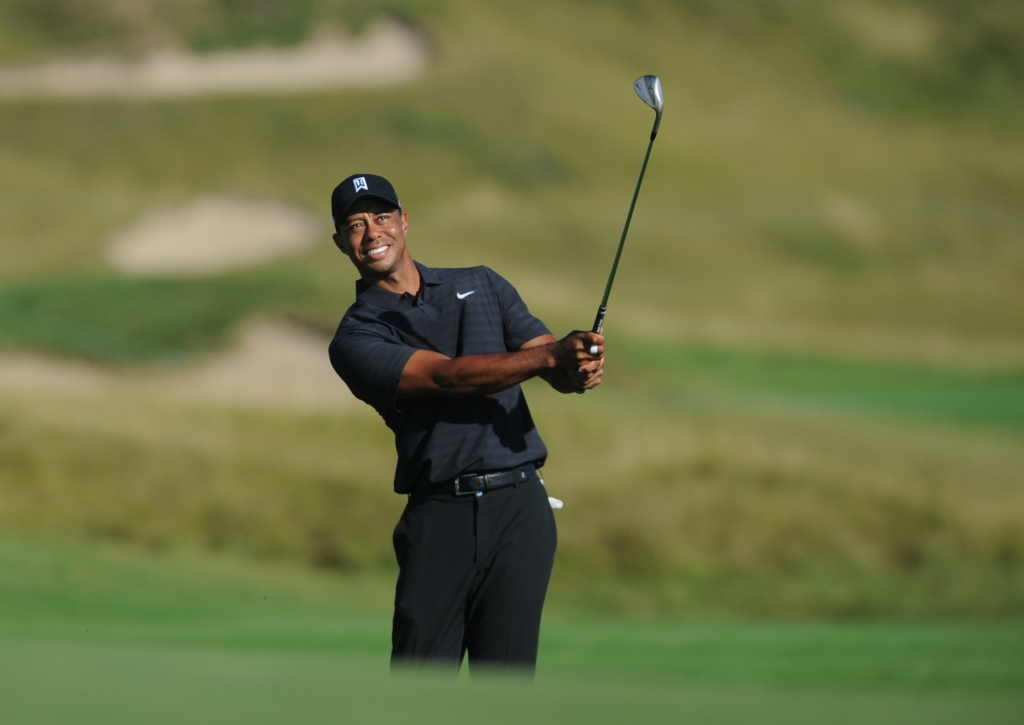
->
xmin=329 ymin=262 xmax=552 ymax=494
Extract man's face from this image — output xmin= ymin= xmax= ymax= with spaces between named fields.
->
xmin=334 ymin=196 xmax=410 ymax=278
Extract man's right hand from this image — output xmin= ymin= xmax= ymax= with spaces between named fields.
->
xmin=551 ymin=331 xmax=604 ymax=393
xmin=552 ymin=330 xmax=604 ymax=367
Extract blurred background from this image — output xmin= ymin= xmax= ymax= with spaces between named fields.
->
xmin=0 ymin=1 xmax=1022 ymax=723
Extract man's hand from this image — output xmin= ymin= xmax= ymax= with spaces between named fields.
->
xmin=529 ymin=331 xmax=604 ymax=394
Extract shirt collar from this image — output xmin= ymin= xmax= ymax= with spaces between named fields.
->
xmin=355 ymin=261 xmax=442 ymax=308
xmin=416 ymin=261 xmax=442 ymax=286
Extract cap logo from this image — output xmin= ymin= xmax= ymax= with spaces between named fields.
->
xmin=353 ymin=177 xmax=369 ymax=193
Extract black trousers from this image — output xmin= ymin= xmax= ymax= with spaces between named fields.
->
xmin=391 ymin=476 xmax=557 ymax=673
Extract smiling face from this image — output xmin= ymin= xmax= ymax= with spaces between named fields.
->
xmin=333 ymin=196 xmax=412 ymax=283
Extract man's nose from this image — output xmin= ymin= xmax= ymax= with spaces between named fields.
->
xmin=358 ymin=222 xmax=378 ymax=243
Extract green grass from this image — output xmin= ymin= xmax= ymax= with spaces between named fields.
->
xmin=0 ymin=273 xmax=314 ymax=362
xmin=0 ymin=0 xmax=1022 ymax=624
xmin=2 ymin=534 xmax=1023 ymax=688
xmin=1 ymin=534 xmax=1022 ymax=725
xmin=5 ymin=643 xmax=1021 ymax=725
xmin=0 ymin=10 xmax=1021 ymax=723
xmin=615 ymin=339 xmax=1024 ymax=427
xmin=2 ymin=386 xmax=1022 ymax=619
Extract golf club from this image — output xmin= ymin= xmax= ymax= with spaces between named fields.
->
xmin=587 ymin=75 xmax=663 ymax=359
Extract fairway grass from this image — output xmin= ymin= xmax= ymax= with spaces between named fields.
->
xmin=613 ymin=338 xmax=1024 ymax=428
xmin=3 ymin=643 xmax=1023 ymax=725
xmin=1 ymin=533 xmax=1022 ymax=725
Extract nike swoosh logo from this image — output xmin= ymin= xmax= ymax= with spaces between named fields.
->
xmin=456 ymin=291 xmax=475 ymax=300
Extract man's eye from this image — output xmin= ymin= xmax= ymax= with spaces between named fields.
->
xmin=377 ymin=215 xmax=389 ymax=222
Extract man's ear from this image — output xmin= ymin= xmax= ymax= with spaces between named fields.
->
xmin=333 ymin=232 xmax=351 ymax=257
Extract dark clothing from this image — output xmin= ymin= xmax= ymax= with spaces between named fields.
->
xmin=329 ymin=261 xmax=558 ymax=672
xmin=329 ymin=262 xmax=552 ymax=493
xmin=391 ymin=476 xmax=557 ymax=670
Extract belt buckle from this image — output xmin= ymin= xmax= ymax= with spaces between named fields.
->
xmin=453 ymin=476 xmax=474 ymax=496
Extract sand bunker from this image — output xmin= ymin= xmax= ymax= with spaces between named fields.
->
xmin=0 ymin=21 xmax=425 ymax=100
xmin=160 ymin=322 xmax=354 ymax=409
xmin=0 ymin=322 xmax=356 ymax=412
xmin=108 ymin=197 xmax=319 ymax=275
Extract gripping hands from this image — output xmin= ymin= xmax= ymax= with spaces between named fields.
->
xmin=549 ymin=330 xmax=604 ymax=394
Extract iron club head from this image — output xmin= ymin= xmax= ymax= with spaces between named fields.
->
xmin=634 ymin=74 xmax=664 ymax=138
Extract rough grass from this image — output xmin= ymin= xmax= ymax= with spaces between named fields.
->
xmin=2 ymin=385 xmax=1021 ymax=618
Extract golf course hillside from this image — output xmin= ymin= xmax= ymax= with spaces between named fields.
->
xmin=1 ymin=0 xmax=1023 ymax=629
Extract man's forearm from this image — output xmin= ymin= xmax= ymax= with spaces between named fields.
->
xmin=398 ymin=345 xmax=556 ymax=399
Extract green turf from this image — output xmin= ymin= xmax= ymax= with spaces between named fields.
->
xmin=3 ymin=642 xmax=1023 ymax=725
xmin=1 ymin=532 xmax=1022 ymax=690
xmin=1 ymin=534 xmax=1022 ymax=725
xmin=615 ymin=339 xmax=1024 ymax=427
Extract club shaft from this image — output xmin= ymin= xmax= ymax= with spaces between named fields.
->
xmin=592 ymin=133 xmax=656 ymax=336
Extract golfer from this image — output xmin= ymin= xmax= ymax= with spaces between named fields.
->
xmin=328 ymin=173 xmax=603 ymax=672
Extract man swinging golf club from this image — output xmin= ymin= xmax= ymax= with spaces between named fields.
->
xmin=328 ymin=75 xmax=661 ymax=673
xmin=328 ymin=173 xmax=603 ymax=672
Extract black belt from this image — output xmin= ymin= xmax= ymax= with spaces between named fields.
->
xmin=449 ymin=463 xmax=537 ymax=496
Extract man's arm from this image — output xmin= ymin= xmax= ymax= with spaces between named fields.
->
xmin=397 ymin=331 xmax=604 ymax=399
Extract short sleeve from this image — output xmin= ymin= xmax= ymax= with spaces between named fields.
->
xmin=485 ymin=268 xmax=551 ymax=350
xmin=329 ymin=327 xmax=417 ymax=412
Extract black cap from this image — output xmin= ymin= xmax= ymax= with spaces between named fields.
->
xmin=331 ymin=174 xmax=402 ymax=230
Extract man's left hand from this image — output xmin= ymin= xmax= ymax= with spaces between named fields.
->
xmin=569 ymin=356 xmax=604 ymax=392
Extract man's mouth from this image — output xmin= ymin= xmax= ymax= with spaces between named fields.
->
xmin=366 ymin=244 xmax=388 ymax=260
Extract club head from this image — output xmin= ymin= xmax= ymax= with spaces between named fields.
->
xmin=634 ymin=74 xmax=664 ymax=138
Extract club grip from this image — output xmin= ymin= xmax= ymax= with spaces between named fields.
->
xmin=590 ymin=306 xmax=606 ymax=355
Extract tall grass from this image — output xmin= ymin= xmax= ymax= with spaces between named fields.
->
xmin=1 ymin=386 xmax=1021 ymax=618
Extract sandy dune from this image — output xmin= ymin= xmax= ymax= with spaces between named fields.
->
xmin=0 ymin=322 xmax=357 ymax=412
xmin=107 ymin=197 xmax=319 ymax=275
xmin=0 ymin=22 xmax=425 ymax=100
